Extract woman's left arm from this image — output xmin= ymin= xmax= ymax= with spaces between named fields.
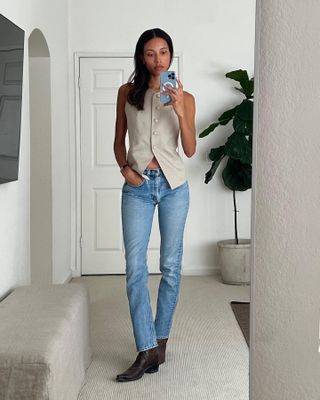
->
xmin=163 ymin=79 xmax=196 ymax=157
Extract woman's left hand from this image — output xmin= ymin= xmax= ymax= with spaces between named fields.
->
xmin=161 ymin=79 xmax=185 ymax=118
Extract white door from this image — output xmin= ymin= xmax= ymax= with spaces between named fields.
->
xmin=79 ymin=57 xmax=179 ymax=274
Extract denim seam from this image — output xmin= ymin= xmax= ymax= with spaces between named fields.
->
xmin=139 ymin=343 xmax=159 ymax=352
xmin=146 ymin=288 xmax=157 ymax=350
xmin=161 ymin=241 xmax=183 ymax=335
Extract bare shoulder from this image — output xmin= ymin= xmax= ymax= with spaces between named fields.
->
xmin=120 ymin=82 xmax=133 ymax=91
xmin=119 ymin=82 xmax=132 ymax=95
xmin=119 ymin=82 xmax=132 ymax=93
xmin=117 ymin=83 xmax=133 ymax=106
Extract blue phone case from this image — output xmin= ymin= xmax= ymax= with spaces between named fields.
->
xmin=160 ymin=71 xmax=177 ymax=104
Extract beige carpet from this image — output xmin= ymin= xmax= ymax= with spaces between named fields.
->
xmin=71 ymin=273 xmax=249 ymax=400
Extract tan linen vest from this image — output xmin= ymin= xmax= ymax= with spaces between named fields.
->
xmin=125 ymin=88 xmax=186 ymax=189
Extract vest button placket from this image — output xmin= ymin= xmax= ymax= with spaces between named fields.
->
xmin=151 ymin=94 xmax=160 ymax=155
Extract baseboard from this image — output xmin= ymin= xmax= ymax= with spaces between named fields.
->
xmin=69 ymin=268 xmax=82 ymax=278
xmin=63 ymin=272 xmax=74 ymax=283
xmin=69 ymin=267 xmax=220 ymax=278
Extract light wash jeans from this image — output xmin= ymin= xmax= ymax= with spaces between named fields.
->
xmin=121 ymin=168 xmax=189 ymax=352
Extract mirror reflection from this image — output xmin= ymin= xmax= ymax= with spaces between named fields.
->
xmin=71 ymin=0 xmax=256 ymax=396
xmin=23 ymin=0 xmax=255 ymax=398
xmin=72 ymin=0 xmax=255 ymax=393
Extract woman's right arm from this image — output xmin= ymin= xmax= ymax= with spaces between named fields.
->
xmin=114 ymin=84 xmax=128 ymax=168
xmin=113 ymin=84 xmax=144 ymax=186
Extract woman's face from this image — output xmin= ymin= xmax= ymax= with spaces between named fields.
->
xmin=142 ymin=37 xmax=171 ymax=76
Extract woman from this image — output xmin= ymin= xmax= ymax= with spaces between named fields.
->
xmin=113 ymin=28 xmax=196 ymax=382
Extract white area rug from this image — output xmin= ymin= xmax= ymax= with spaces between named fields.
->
xmin=71 ymin=274 xmax=249 ymax=400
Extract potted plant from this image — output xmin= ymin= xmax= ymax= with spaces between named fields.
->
xmin=199 ymin=69 xmax=253 ymax=285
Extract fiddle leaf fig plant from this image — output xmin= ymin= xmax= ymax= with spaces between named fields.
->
xmin=199 ymin=69 xmax=254 ymax=244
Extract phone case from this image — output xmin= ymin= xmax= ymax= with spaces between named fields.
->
xmin=160 ymin=71 xmax=177 ymax=104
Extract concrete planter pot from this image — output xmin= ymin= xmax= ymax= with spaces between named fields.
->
xmin=217 ymin=239 xmax=251 ymax=285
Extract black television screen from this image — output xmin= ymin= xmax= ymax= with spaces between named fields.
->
xmin=0 ymin=14 xmax=24 ymax=184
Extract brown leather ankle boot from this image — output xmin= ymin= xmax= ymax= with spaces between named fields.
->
xmin=157 ymin=338 xmax=168 ymax=365
xmin=116 ymin=346 xmax=159 ymax=382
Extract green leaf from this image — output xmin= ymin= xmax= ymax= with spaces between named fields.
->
xmin=233 ymin=115 xmax=252 ymax=135
xmin=226 ymin=69 xmax=249 ymax=83
xmin=240 ymin=79 xmax=254 ymax=99
xmin=199 ymin=105 xmax=239 ymax=139
xmin=246 ymin=119 xmax=253 ymax=135
xmin=199 ymin=122 xmax=220 ymax=138
xmin=222 ymin=158 xmax=252 ymax=191
xmin=226 ymin=69 xmax=254 ymax=98
xmin=224 ymin=133 xmax=252 ymax=164
xmin=204 ymin=156 xmax=225 ymax=184
xmin=218 ymin=105 xmax=238 ymax=125
xmin=233 ymin=100 xmax=253 ymax=135
xmin=245 ymin=80 xmax=254 ymax=98
xmin=236 ymin=100 xmax=253 ymax=121
xmin=208 ymin=145 xmax=225 ymax=161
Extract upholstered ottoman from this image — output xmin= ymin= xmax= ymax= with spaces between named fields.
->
xmin=0 ymin=283 xmax=92 ymax=400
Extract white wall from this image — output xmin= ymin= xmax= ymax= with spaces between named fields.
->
xmin=68 ymin=0 xmax=256 ymax=274
xmin=29 ymin=56 xmax=52 ymax=284
xmin=251 ymin=1 xmax=320 ymax=398
xmin=0 ymin=1 xmax=70 ymax=298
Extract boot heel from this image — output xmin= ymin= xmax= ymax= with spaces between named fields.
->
xmin=145 ymin=364 xmax=159 ymax=374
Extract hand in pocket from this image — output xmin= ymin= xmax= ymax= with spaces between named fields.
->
xmin=122 ymin=167 xmax=145 ymax=187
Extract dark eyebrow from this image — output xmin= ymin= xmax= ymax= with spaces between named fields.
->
xmin=145 ymin=47 xmax=169 ymax=52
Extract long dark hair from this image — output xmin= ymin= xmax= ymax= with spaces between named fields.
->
xmin=127 ymin=28 xmax=174 ymax=110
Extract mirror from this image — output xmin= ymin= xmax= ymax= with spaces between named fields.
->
xmin=70 ymin=0 xmax=256 ymax=397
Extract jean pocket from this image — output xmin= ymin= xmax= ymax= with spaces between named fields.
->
xmin=125 ymin=178 xmax=146 ymax=188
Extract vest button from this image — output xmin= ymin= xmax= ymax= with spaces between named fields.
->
xmin=156 ymin=106 xmax=160 ymax=110
xmin=153 ymin=118 xmax=158 ymax=123
xmin=153 ymin=131 xmax=158 ymax=135
xmin=156 ymin=94 xmax=160 ymax=98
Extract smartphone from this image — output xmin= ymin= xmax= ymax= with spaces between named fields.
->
xmin=160 ymin=71 xmax=177 ymax=104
